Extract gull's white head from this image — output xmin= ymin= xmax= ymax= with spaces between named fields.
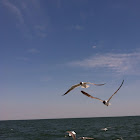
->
xmin=80 ymin=82 xmax=89 ymax=88
xmin=80 ymin=82 xmax=84 ymax=85
xmin=103 ymin=100 xmax=111 ymax=106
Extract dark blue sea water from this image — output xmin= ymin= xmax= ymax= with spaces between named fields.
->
xmin=0 ymin=116 xmax=140 ymax=140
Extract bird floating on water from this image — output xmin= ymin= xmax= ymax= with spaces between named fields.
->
xmin=65 ymin=131 xmax=94 ymax=140
xmin=116 ymin=137 xmax=123 ymax=140
xmin=62 ymin=82 xmax=105 ymax=96
xmin=101 ymin=128 xmax=108 ymax=131
xmin=78 ymin=137 xmax=94 ymax=139
xmin=81 ymin=80 xmax=124 ymax=106
xmin=101 ymin=127 xmax=111 ymax=131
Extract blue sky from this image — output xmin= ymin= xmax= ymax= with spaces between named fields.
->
xmin=1 ymin=0 xmax=140 ymax=120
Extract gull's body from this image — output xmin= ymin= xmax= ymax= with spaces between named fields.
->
xmin=81 ymin=80 xmax=124 ymax=106
xmin=101 ymin=128 xmax=108 ymax=131
xmin=63 ymin=82 xmax=105 ymax=96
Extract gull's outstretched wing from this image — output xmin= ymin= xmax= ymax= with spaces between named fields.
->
xmin=62 ymin=83 xmax=81 ymax=96
xmin=81 ymin=91 xmax=103 ymax=102
xmin=66 ymin=131 xmax=76 ymax=140
xmin=107 ymin=80 xmax=124 ymax=102
xmin=86 ymin=82 xmax=106 ymax=86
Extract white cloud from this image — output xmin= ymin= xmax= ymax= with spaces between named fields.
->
xmin=34 ymin=25 xmax=47 ymax=38
xmin=28 ymin=48 xmax=40 ymax=54
xmin=69 ymin=51 xmax=140 ymax=75
xmin=68 ymin=25 xmax=84 ymax=31
xmin=74 ymin=25 xmax=84 ymax=30
xmin=92 ymin=45 xmax=97 ymax=49
xmin=2 ymin=0 xmax=24 ymax=24
xmin=2 ymin=0 xmax=48 ymax=38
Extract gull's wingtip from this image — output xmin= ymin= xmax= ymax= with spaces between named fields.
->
xmin=102 ymin=83 xmax=106 ymax=85
xmin=62 ymin=93 xmax=66 ymax=96
xmin=100 ymin=83 xmax=106 ymax=86
xmin=121 ymin=79 xmax=124 ymax=85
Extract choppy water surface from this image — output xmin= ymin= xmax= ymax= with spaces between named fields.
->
xmin=0 ymin=116 xmax=140 ymax=140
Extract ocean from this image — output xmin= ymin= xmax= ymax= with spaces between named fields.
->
xmin=0 ymin=116 xmax=140 ymax=140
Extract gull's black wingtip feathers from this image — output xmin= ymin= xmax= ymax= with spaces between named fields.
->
xmin=81 ymin=90 xmax=91 ymax=98
xmin=121 ymin=80 xmax=124 ymax=86
xmin=98 ymin=83 xmax=106 ymax=86
xmin=62 ymin=93 xmax=66 ymax=96
xmin=81 ymin=90 xmax=85 ymax=94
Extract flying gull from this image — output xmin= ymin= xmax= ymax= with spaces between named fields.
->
xmin=81 ymin=80 xmax=124 ymax=106
xmin=65 ymin=131 xmax=76 ymax=140
xmin=62 ymin=82 xmax=105 ymax=96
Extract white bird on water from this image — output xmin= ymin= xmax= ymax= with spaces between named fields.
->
xmin=65 ymin=131 xmax=94 ymax=140
xmin=81 ymin=80 xmax=124 ymax=106
xmin=101 ymin=127 xmax=111 ymax=131
xmin=116 ymin=137 xmax=123 ymax=140
xmin=62 ymin=82 xmax=105 ymax=96
xmin=78 ymin=137 xmax=94 ymax=139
